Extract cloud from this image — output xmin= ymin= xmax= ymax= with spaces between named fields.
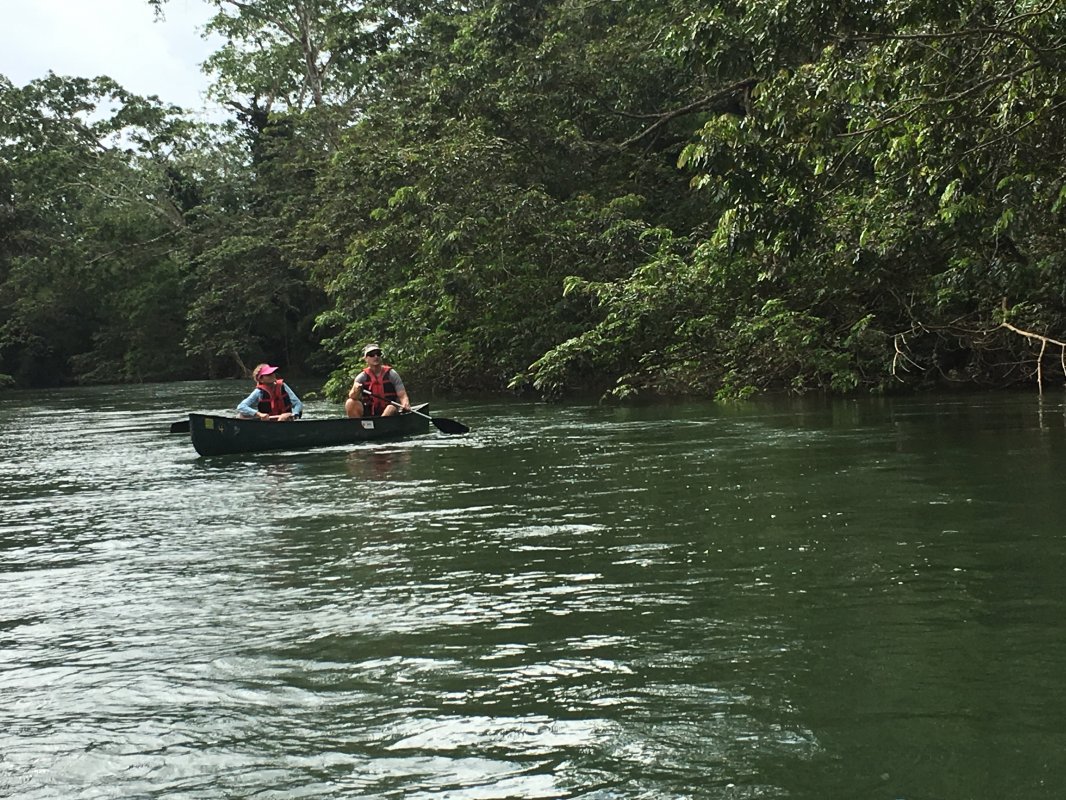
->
xmin=0 ymin=0 xmax=221 ymax=115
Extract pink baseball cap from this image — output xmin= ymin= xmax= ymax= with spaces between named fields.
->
xmin=254 ymin=364 xmax=279 ymax=379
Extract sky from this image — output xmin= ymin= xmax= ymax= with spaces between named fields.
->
xmin=0 ymin=0 xmax=224 ymax=118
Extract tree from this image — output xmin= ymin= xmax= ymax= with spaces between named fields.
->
xmin=0 ymin=73 xmax=202 ymax=384
xmin=526 ymin=0 xmax=1066 ymax=397
xmin=302 ymin=0 xmax=726 ymax=395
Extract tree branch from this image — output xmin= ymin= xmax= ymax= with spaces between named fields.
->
xmin=999 ymin=322 xmax=1066 ymax=394
xmin=619 ymin=77 xmax=757 ymax=148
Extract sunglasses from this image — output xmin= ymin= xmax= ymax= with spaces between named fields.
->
xmin=365 ymin=350 xmax=382 ymax=357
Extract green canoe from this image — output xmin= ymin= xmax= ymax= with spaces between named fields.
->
xmin=187 ymin=404 xmax=432 ymax=456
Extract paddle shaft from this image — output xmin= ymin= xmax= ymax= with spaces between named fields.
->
xmin=359 ymin=389 xmax=469 ymax=434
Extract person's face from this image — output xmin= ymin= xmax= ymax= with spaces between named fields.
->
xmin=364 ymin=349 xmax=382 ymax=364
xmin=259 ymin=371 xmax=277 ymax=383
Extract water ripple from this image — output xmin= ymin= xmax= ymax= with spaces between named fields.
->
xmin=3 ymin=385 xmax=1066 ymax=798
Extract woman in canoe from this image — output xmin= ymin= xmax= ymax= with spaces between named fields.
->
xmin=238 ymin=363 xmax=303 ymax=421
xmin=345 ymin=343 xmax=412 ymax=418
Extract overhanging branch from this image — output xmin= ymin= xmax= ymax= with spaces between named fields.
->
xmin=620 ymin=77 xmax=758 ymax=149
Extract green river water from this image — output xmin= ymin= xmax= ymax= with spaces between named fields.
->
xmin=1 ymin=382 xmax=1064 ymax=799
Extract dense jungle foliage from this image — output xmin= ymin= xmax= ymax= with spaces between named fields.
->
xmin=1 ymin=0 xmax=1064 ymax=400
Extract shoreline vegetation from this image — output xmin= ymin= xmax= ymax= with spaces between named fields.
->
xmin=2 ymin=1 xmax=1064 ymax=402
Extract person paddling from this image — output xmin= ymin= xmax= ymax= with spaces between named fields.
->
xmin=345 ymin=343 xmax=412 ymax=418
xmin=237 ymin=363 xmax=303 ymax=421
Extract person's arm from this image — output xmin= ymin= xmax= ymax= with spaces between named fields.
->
xmin=348 ymin=374 xmax=367 ymax=400
xmin=390 ymin=370 xmax=411 ymax=410
xmin=284 ymin=384 xmax=303 ymax=418
xmin=237 ymin=388 xmax=263 ymax=418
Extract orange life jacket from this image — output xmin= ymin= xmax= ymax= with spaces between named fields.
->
xmin=256 ymin=380 xmax=293 ymax=416
xmin=361 ymin=366 xmax=398 ymax=416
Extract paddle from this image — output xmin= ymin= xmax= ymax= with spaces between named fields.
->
xmin=361 ymin=390 xmax=469 ymax=435
xmin=170 ymin=419 xmax=190 ymax=433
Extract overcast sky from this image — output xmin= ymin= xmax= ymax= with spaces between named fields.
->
xmin=0 ymin=0 xmax=223 ymax=118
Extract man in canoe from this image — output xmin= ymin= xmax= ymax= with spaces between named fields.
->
xmin=238 ymin=363 xmax=303 ymax=421
xmin=345 ymin=343 xmax=412 ymax=418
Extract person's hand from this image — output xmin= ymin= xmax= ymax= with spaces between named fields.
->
xmin=278 ymin=412 xmax=294 ymax=422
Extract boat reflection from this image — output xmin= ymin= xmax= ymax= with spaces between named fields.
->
xmin=345 ymin=446 xmax=411 ymax=480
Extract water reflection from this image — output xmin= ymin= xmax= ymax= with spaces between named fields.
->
xmin=346 ymin=447 xmax=412 ymax=481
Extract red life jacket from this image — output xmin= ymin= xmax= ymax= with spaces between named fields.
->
xmin=256 ymin=380 xmax=293 ymax=416
xmin=361 ymin=365 xmax=398 ymax=416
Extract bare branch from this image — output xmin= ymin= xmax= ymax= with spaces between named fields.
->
xmin=84 ymin=230 xmax=181 ymax=266
xmin=620 ymin=78 xmax=757 ymax=149
xmin=999 ymin=322 xmax=1066 ymax=395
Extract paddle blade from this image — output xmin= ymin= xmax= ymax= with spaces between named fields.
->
xmin=170 ymin=419 xmax=190 ymax=434
xmin=432 ymin=416 xmax=469 ymax=435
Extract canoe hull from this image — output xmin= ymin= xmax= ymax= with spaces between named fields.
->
xmin=188 ymin=405 xmax=431 ymax=456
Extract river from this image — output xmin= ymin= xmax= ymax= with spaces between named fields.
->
xmin=2 ymin=382 xmax=1065 ymax=799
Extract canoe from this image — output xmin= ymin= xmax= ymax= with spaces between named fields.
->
xmin=187 ymin=404 xmax=432 ymax=456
